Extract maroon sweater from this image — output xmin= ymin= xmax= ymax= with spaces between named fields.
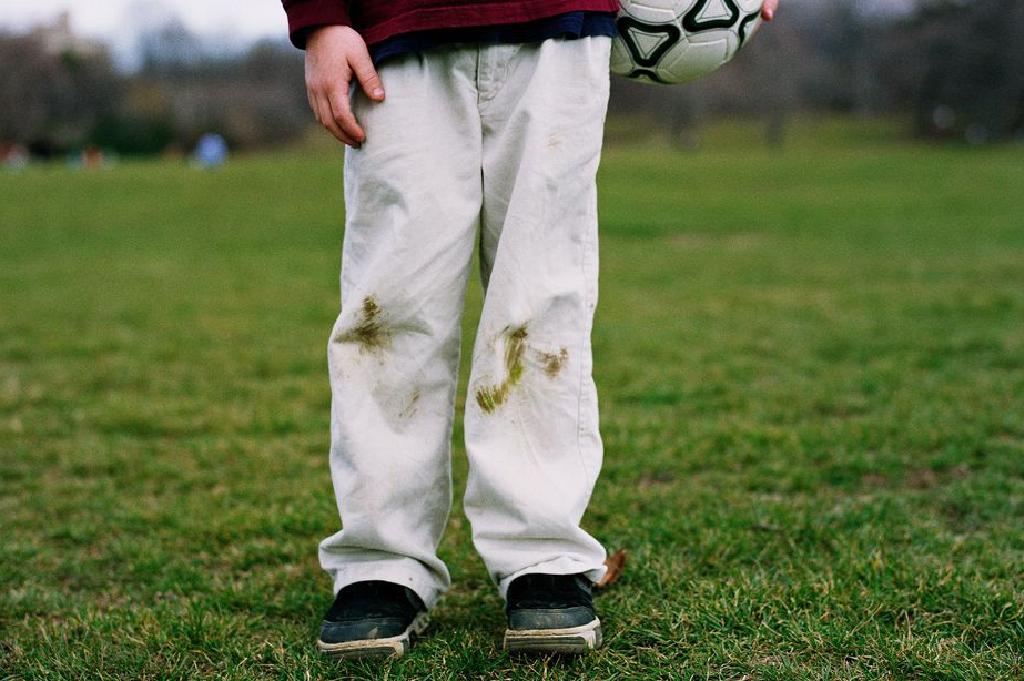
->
xmin=283 ymin=0 xmax=620 ymax=48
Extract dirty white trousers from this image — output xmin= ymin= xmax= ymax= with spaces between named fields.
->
xmin=319 ymin=36 xmax=612 ymax=610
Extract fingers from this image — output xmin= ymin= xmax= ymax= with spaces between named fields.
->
xmin=328 ymin=85 xmax=366 ymax=146
xmin=762 ymin=0 xmax=778 ymax=21
xmin=349 ymin=47 xmax=385 ymax=102
xmin=313 ymin=88 xmax=356 ymax=146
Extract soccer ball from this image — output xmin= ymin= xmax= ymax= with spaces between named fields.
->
xmin=611 ymin=0 xmax=764 ymax=84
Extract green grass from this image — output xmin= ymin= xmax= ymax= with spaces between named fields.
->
xmin=2 ymin=121 xmax=1023 ymax=679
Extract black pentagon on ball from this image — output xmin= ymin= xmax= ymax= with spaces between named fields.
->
xmin=682 ymin=0 xmax=741 ymax=32
xmin=615 ymin=16 xmax=682 ymax=69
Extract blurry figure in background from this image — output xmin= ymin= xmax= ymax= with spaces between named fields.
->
xmin=82 ymin=146 xmax=105 ymax=170
xmin=193 ymin=133 xmax=229 ymax=169
xmin=1 ymin=143 xmax=29 ymax=172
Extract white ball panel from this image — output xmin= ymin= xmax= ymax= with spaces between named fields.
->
xmin=657 ymin=39 xmax=730 ymax=83
xmin=621 ymin=6 xmax=684 ymax=23
xmin=686 ymin=29 xmax=738 ymax=46
xmin=610 ymin=40 xmax=635 ymax=76
xmin=621 ymin=0 xmax=690 ymax=12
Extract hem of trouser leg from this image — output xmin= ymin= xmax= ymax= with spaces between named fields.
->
xmin=330 ymin=561 xmax=445 ymax=611
xmin=497 ymin=558 xmax=609 ymax=602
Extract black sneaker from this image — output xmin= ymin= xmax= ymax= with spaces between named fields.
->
xmin=503 ymin=572 xmax=602 ymax=653
xmin=316 ymin=580 xmax=429 ymax=660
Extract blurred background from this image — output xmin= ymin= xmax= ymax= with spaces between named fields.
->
xmin=2 ymin=0 xmax=1023 ymax=162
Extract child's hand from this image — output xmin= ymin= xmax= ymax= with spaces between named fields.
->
xmin=761 ymin=0 xmax=779 ymax=21
xmin=305 ymin=25 xmax=385 ymax=147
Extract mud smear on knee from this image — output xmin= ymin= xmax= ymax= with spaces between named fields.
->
xmin=338 ymin=296 xmax=392 ymax=352
xmin=538 ymin=347 xmax=569 ymax=378
xmin=475 ymin=325 xmax=528 ymax=414
xmin=399 ymin=388 xmax=420 ymax=419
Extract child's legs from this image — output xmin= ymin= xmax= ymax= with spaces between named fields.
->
xmin=319 ymin=49 xmax=483 ymax=610
xmin=464 ymin=36 xmax=612 ymax=600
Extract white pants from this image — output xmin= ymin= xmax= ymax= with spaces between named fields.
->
xmin=319 ymin=36 xmax=612 ymax=610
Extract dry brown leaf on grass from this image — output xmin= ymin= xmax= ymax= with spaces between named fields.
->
xmin=594 ymin=548 xmax=628 ymax=589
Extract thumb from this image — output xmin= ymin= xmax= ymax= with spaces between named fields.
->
xmin=350 ymin=48 xmax=385 ymax=102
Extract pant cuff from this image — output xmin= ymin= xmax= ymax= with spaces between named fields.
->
xmin=496 ymin=556 xmax=608 ymax=602
xmin=327 ymin=558 xmax=447 ymax=611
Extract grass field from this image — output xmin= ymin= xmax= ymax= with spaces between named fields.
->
xmin=2 ymin=121 xmax=1023 ymax=679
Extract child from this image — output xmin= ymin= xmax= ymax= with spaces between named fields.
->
xmin=282 ymin=0 xmax=778 ymax=659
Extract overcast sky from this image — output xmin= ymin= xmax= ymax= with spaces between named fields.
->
xmin=4 ymin=0 xmax=289 ymax=42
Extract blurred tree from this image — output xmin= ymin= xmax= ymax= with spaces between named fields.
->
xmin=140 ymin=34 xmax=307 ymax=150
xmin=4 ymin=0 xmax=1022 ymax=153
xmin=0 ymin=33 xmax=120 ymax=155
xmin=138 ymin=16 xmax=204 ymax=74
xmin=888 ymin=0 xmax=1024 ymax=141
xmin=90 ymin=82 xmax=175 ymax=155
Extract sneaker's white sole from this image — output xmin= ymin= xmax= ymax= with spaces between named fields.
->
xmin=316 ymin=610 xmax=430 ymax=660
xmin=503 ymin=618 xmax=602 ymax=653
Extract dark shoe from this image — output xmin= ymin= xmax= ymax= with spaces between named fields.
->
xmin=316 ymin=580 xmax=429 ymax=660
xmin=503 ymin=572 xmax=601 ymax=653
